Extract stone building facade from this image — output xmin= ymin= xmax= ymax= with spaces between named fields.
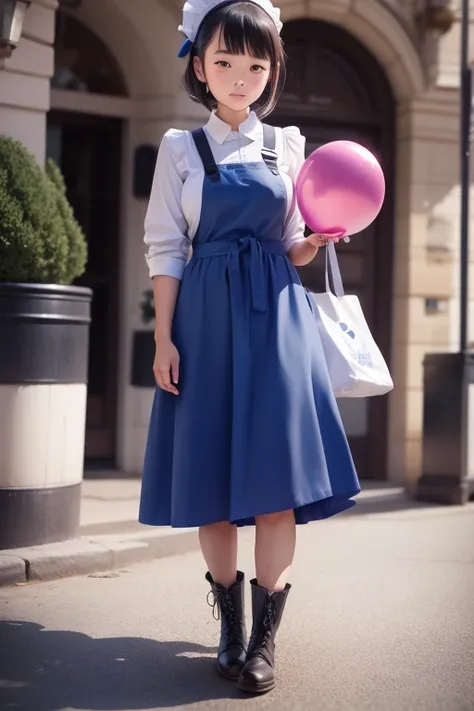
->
xmin=0 ymin=0 xmax=466 ymax=488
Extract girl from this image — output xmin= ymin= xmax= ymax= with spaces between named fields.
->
xmin=139 ymin=0 xmax=360 ymax=695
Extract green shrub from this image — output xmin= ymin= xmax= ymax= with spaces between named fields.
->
xmin=46 ymin=158 xmax=87 ymax=284
xmin=0 ymin=135 xmax=87 ymax=284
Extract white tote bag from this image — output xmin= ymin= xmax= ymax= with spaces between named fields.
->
xmin=307 ymin=242 xmax=394 ymax=398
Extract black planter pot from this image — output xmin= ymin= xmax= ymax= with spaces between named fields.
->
xmin=0 ymin=283 xmax=92 ymax=550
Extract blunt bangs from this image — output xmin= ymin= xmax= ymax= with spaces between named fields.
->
xmin=216 ymin=3 xmax=276 ymax=61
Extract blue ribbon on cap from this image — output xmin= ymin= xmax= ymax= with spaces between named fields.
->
xmin=178 ymin=38 xmax=193 ymax=57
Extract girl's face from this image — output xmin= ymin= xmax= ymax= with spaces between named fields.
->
xmin=194 ymin=29 xmax=272 ymax=112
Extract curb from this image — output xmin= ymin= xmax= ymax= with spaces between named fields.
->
xmin=0 ymin=527 xmax=200 ymax=587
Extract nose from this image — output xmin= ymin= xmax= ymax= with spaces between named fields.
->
xmin=234 ymin=79 xmax=244 ymax=87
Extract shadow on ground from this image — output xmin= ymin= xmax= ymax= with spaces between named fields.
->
xmin=0 ymin=620 xmax=247 ymax=710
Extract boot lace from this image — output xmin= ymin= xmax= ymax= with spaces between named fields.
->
xmin=207 ymin=590 xmax=243 ymax=647
xmin=252 ymin=597 xmax=277 ymax=661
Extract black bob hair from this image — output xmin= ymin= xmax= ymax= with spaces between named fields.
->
xmin=183 ymin=1 xmax=286 ymax=118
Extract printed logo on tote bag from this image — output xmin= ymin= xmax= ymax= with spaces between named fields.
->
xmin=339 ymin=322 xmax=374 ymax=369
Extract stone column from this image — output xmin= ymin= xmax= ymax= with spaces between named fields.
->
xmin=388 ymin=89 xmax=459 ymax=491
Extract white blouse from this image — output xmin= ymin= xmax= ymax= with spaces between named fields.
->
xmin=144 ymin=110 xmax=306 ymax=280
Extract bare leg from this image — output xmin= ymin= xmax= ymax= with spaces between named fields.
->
xmin=254 ymin=510 xmax=296 ymax=591
xmin=199 ymin=521 xmax=238 ymax=588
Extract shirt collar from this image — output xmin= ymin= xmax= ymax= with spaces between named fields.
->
xmin=205 ymin=110 xmax=261 ymax=144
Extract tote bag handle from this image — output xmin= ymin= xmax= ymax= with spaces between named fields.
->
xmin=325 ymin=241 xmax=345 ymax=298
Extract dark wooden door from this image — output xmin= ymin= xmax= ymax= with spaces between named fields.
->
xmin=274 ymin=20 xmax=395 ymax=479
xmin=47 ymin=112 xmax=122 ymax=463
xmin=297 ymin=127 xmax=388 ymax=479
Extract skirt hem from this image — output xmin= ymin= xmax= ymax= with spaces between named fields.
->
xmin=138 ymin=487 xmax=361 ymax=529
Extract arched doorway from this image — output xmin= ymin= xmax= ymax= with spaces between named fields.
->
xmin=274 ymin=20 xmax=396 ymax=479
xmin=47 ymin=12 xmax=128 ymax=465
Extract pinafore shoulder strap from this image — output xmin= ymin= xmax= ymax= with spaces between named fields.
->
xmin=261 ymin=124 xmax=279 ymax=175
xmin=191 ymin=123 xmax=279 ymax=180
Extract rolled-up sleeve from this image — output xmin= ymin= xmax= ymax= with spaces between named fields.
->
xmin=281 ymin=126 xmax=307 ymax=252
xmin=144 ymin=130 xmax=189 ymax=280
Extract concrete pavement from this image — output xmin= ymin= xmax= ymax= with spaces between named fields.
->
xmin=1 ymin=499 xmax=474 ymax=711
xmin=0 ymin=478 xmax=433 ymax=587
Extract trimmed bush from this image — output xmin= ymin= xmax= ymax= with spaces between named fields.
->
xmin=46 ymin=158 xmax=87 ymax=284
xmin=0 ymin=135 xmax=87 ymax=284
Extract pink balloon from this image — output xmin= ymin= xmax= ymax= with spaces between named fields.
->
xmin=295 ymin=141 xmax=385 ymax=237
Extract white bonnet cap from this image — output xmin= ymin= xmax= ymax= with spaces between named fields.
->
xmin=177 ymin=0 xmax=282 ymax=57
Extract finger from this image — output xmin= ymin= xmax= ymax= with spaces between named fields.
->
xmin=171 ymin=356 xmax=180 ymax=386
xmin=160 ymin=366 xmax=172 ymax=388
xmin=160 ymin=367 xmax=179 ymax=396
xmin=167 ymin=376 xmax=179 ymax=395
xmin=154 ymin=367 xmax=166 ymax=391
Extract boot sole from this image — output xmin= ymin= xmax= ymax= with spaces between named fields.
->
xmin=237 ymin=676 xmax=276 ymax=694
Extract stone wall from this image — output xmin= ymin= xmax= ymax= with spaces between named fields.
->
xmin=0 ymin=0 xmax=57 ymax=163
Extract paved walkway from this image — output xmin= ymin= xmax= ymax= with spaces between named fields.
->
xmin=2 ymin=496 xmax=474 ymax=711
xmin=80 ymin=476 xmax=143 ymax=534
xmin=1 ymin=477 xmax=469 ymax=587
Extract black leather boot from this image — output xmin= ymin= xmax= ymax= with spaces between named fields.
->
xmin=237 ymin=578 xmax=291 ymax=694
xmin=206 ymin=570 xmax=248 ymax=680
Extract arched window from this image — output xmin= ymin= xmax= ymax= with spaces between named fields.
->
xmin=51 ymin=12 xmax=128 ymax=96
xmin=278 ymin=20 xmax=393 ymax=125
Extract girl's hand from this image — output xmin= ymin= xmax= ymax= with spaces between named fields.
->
xmin=153 ymin=338 xmax=180 ymax=395
xmin=306 ymin=232 xmax=345 ymax=247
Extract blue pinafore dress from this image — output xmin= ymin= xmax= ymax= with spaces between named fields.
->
xmin=139 ymin=124 xmax=360 ymax=528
